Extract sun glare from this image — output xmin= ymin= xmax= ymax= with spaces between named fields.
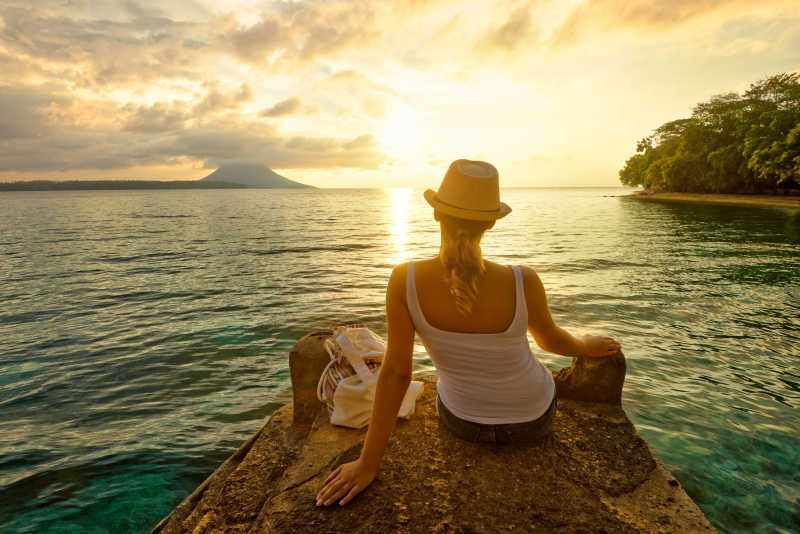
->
xmin=388 ymin=187 xmax=412 ymax=264
xmin=380 ymin=103 xmax=422 ymax=157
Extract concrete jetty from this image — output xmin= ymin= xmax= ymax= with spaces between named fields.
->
xmin=151 ymin=330 xmax=714 ymax=533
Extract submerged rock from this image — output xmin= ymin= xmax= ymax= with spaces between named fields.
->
xmin=152 ymin=332 xmax=714 ymax=533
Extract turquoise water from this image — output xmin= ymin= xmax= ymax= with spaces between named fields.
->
xmin=0 ymin=188 xmax=798 ymax=533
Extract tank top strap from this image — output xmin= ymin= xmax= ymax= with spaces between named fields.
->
xmin=405 ymin=261 xmax=423 ymax=328
xmin=510 ymin=265 xmax=528 ymax=333
xmin=407 ymin=261 xmax=525 ymax=336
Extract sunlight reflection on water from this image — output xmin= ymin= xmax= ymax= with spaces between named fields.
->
xmin=388 ymin=187 xmax=412 ymax=265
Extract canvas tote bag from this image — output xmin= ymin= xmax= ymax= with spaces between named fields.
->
xmin=316 ymin=324 xmax=424 ymax=429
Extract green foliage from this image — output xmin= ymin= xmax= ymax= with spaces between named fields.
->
xmin=619 ymin=72 xmax=800 ymax=193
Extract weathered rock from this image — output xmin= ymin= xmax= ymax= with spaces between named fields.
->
xmin=152 ymin=336 xmax=714 ymax=534
xmin=554 ymin=352 xmax=626 ymax=404
xmin=289 ymin=331 xmax=333 ymax=425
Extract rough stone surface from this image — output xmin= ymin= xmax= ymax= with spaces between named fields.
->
xmin=554 ymin=352 xmax=626 ymax=404
xmin=152 ymin=353 xmax=714 ymax=534
xmin=289 ymin=331 xmax=333 ymax=425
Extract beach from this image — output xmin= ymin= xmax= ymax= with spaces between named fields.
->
xmin=628 ymin=191 xmax=800 ymax=209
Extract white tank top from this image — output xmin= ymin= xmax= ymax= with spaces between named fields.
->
xmin=406 ymin=261 xmax=556 ymax=424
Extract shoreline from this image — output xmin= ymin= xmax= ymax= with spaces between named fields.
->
xmin=0 ymin=180 xmax=250 ymax=191
xmin=626 ymin=191 xmax=800 ymax=209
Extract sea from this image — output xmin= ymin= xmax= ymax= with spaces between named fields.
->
xmin=0 ymin=187 xmax=798 ymax=533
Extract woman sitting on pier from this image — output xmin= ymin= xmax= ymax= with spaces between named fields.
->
xmin=316 ymin=159 xmax=621 ymax=507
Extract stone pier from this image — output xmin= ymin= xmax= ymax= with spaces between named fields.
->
xmin=151 ymin=331 xmax=715 ymax=533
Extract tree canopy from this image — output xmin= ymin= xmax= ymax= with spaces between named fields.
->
xmin=619 ymin=73 xmax=800 ymax=193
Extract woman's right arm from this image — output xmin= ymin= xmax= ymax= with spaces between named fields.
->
xmin=520 ymin=266 xmax=620 ymax=358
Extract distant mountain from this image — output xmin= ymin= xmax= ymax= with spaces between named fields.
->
xmin=200 ymin=163 xmax=311 ymax=188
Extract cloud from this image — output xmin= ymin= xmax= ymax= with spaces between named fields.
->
xmin=0 ymin=3 xmax=213 ymax=88
xmin=549 ymin=0 xmax=786 ymax=48
xmin=120 ymin=0 xmax=169 ymax=20
xmin=282 ymin=133 xmax=376 ymax=156
xmin=260 ymin=97 xmax=302 ymax=117
xmin=123 ymin=101 xmax=188 ymax=133
xmin=156 ymin=126 xmax=386 ymax=170
xmin=0 ymin=87 xmax=63 ymax=140
xmin=0 ymin=51 xmax=37 ymax=78
xmin=230 ymin=16 xmax=286 ymax=65
xmin=433 ymin=11 xmax=463 ymax=42
xmin=475 ymin=4 xmax=535 ymax=55
xmin=310 ymin=70 xmax=397 ymax=119
xmin=343 ymin=134 xmax=375 ymax=150
xmin=225 ymin=1 xmax=380 ymax=68
xmin=285 ymin=136 xmax=340 ymax=152
xmin=192 ymin=84 xmax=253 ymax=116
xmin=0 ymin=1 xmax=430 ymax=82
xmin=0 ymin=85 xmax=385 ymax=173
xmin=326 ymin=70 xmax=398 ymax=96
xmin=716 ymin=37 xmax=771 ymax=57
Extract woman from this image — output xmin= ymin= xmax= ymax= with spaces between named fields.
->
xmin=316 ymin=159 xmax=620 ymax=507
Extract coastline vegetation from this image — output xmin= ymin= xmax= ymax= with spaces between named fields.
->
xmin=0 ymin=180 xmax=249 ymax=191
xmin=619 ymin=73 xmax=800 ymax=194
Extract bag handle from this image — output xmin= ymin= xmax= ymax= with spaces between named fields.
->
xmin=317 ymin=338 xmax=340 ymax=403
xmin=323 ymin=337 xmax=338 ymax=360
xmin=335 ymin=332 xmax=379 ymax=391
xmin=316 ymin=357 xmax=338 ymax=404
xmin=317 ymin=333 xmax=378 ymax=402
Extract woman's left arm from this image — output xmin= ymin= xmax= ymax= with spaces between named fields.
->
xmin=315 ymin=264 xmax=415 ymax=507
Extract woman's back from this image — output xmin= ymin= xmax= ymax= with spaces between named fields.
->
xmin=405 ymin=259 xmax=555 ymax=425
xmin=410 ymin=258 xmax=516 ymax=334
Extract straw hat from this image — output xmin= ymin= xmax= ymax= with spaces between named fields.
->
xmin=424 ymin=159 xmax=511 ymax=221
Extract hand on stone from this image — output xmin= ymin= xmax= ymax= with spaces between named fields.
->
xmin=316 ymin=458 xmax=377 ymax=507
xmin=581 ymin=334 xmax=621 ymax=358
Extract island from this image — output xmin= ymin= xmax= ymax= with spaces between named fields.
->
xmin=151 ymin=331 xmax=715 ymax=534
xmin=0 ymin=163 xmax=312 ymax=191
xmin=619 ymin=72 xmax=800 ymax=197
xmin=199 ymin=163 xmax=311 ymax=189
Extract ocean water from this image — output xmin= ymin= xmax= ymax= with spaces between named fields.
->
xmin=0 ymin=188 xmax=798 ymax=533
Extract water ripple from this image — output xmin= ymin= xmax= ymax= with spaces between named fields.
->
xmin=0 ymin=188 xmax=798 ymax=534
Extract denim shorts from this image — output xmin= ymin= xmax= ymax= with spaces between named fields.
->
xmin=437 ymin=393 xmax=557 ymax=444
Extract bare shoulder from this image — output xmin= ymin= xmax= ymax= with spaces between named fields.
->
xmin=483 ymin=259 xmax=515 ymax=276
xmin=387 ymin=262 xmax=409 ymax=302
xmin=388 ymin=262 xmax=409 ymax=285
xmin=390 ymin=262 xmax=408 ymax=277
xmin=516 ymin=265 xmax=546 ymax=296
xmin=515 ymin=265 xmax=553 ymax=328
xmin=412 ymin=257 xmax=440 ymax=272
xmin=517 ymin=264 xmax=540 ymax=281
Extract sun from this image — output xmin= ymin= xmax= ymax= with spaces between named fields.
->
xmin=380 ymin=102 xmax=422 ymax=156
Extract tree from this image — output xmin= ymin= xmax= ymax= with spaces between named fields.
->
xmin=619 ymin=72 xmax=800 ymax=193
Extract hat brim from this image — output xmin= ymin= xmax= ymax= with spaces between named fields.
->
xmin=424 ymin=189 xmax=511 ymax=221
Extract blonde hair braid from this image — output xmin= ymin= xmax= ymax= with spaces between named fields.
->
xmin=438 ymin=213 xmax=491 ymax=315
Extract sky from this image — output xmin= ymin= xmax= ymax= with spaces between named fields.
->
xmin=0 ymin=0 xmax=798 ymax=188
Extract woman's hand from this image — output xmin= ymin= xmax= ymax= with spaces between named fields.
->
xmin=581 ymin=334 xmax=621 ymax=358
xmin=315 ymin=458 xmax=377 ymax=507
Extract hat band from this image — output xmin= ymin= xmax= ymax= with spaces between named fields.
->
xmin=434 ymin=194 xmax=501 ymax=213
